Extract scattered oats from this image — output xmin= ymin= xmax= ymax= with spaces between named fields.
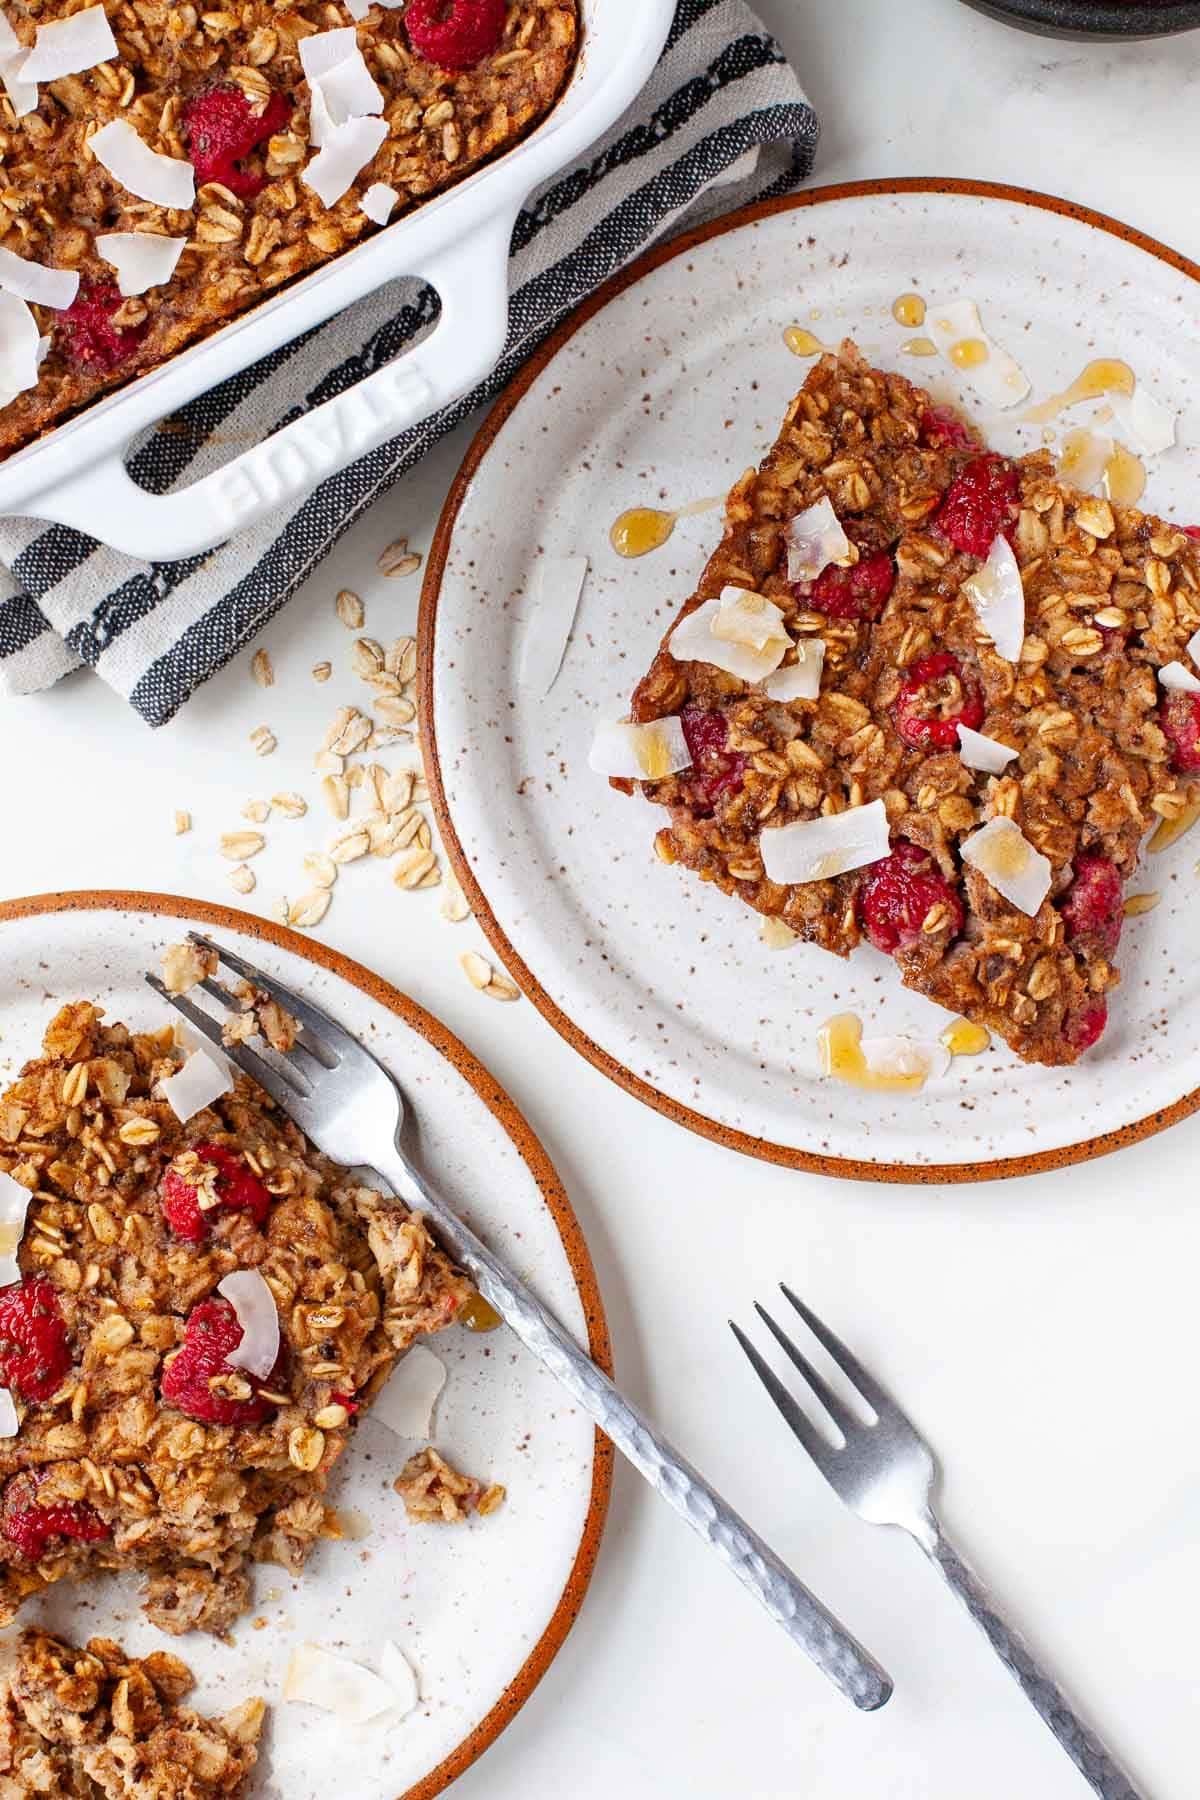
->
xmin=459 ymin=951 xmax=519 ymax=1001
xmin=476 ymin=1483 xmax=506 ymax=1518
xmin=440 ymin=869 xmax=470 ymax=923
xmin=242 ymin=799 xmax=270 ymax=824
xmin=118 ymin=1117 xmax=160 ymax=1147
xmin=290 ymin=890 xmax=332 ymax=929
xmin=312 ymin=661 xmax=333 ymax=683
xmin=377 ymin=537 xmax=420 ymax=578
xmin=251 ymin=648 xmax=274 ymax=688
xmin=363 ymin=763 xmax=389 ymax=810
xmin=335 ymin=588 xmax=364 ymax=629
xmin=393 ymin=847 xmax=438 ymax=889
xmin=345 ymin=763 xmax=365 ymax=789
xmin=368 ymin=726 xmax=412 ymax=750
xmin=272 ymin=791 xmax=307 ymax=820
xmin=383 ymin=809 xmax=424 ymax=852
xmin=384 ymin=636 xmax=418 ymax=684
xmin=273 ymin=897 xmax=290 ymax=924
xmin=330 ymin=827 xmax=371 ymax=864
xmin=382 ymin=769 xmax=415 ymax=813
xmin=230 ymin=864 xmax=257 ymax=895
xmin=303 ymin=852 xmax=337 ymax=890
xmin=173 ymin=810 xmax=191 ymax=835
xmin=249 ymin=725 xmax=277 ymax=757
xmin=352 ymin=637 xmax=385 ymax=678
xmin=760 ymin=916 xmax=797 ymax=949
xmin=323 ymin=705 xmax=372 ymax=757
xmin=321 ymin=774 xmax=350 ymax=820
xmin=313 ymin=749 xmax=345 ymax=776
xmin=415 ymin=819 xmax=433 ymax=852
xmin=374 ymin=695 xmax=416 ymax=727
xmin=1123 ymin=891 xmax=1161 ymax=917
xmin=413 ymin=774 xmax=429 ymax=802
xmin=219 ymin=831 xmax=266 ymax=860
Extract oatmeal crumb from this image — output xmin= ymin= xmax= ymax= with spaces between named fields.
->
xmin=393 ymin=1448 xmax=499 ymax=1523
xmin=173 ymin=810 xmax=191 ymax=836
xmin=251 ymin=648 xmax=274 ymax=688
xmin=161 ymin=940 xmax=218 ymax=997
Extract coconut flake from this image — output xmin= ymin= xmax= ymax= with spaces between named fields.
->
xmin=379 ymin=1642 xmax=419 ymax=1718
xmin=963 ymin=534 xmax=1026 ymax=662
xmin=519 ymin=554 xmax=588 ymax=695
xmin=760 ymin=799 xmax=890 ymax=886
xmin=785 ymin=496 xmax=851 ymax=583
xmin=160 ymin=1048 xmax=232 ymax=1124
xmin=669 ymin=596 xmax=790 ymax=682
xmin=284 ymin=1646 xmax=400 ymax=1724
xmin=316 ymin=52 xmax=384 ymax=124
xmin=370 ymin=1344 xmax=446 ymax=1440
xmin=0 ymin=19 xmax=35 ymax=118
xmin=90 ymin=119 xmax=195 ymax=211
xmin=713 ymin=587 xmax=789 ymax=652
xmin=0 ymin=1388 xmax=16 ymax=1440
xmin=854 ymin=1035 xmax=952 ymax=1084
xmin=588 ymin=716 xmax=690 ymax=782
xmin=217 ymin=1270 xmax=280 ymax=1380
xmin=927 ymin=298 xmax=1031 ymax=410
xmin=302 ymin=115 xmax=387 ymax=209
xmin=1158 ymin=660 xmax=1200 ymax=694
xmin=360 ymin=181 xmax=398 ymax=226
xmin=1108 ymin=388 xmax=1176 ymax=458
xmin=956 ymin=723 xmax=1018 ymax=773
xmin=298 ymin=26 xmax=359 ymax=82
xmin=95 ymin=231 xmax=184 ymax=297
xmin=0 ymin=290 xmax=43 ymax=406
xmin=1186 ymin=626 xmax=1200 ymax=667
xmin=762 ymin=639 xmax=825 ymax=702
xmin=21 ymin=5 xmax=116 ymax=81
xmin=960 ymin=816 xmax=1051 ymax=917
xmin=0 ymin=1169 xmax=32 ymax=1286
xmin=300 ymin=29 xmax=383 ymax=142
xmin=0 ymin=245 xmax=77 ymax=309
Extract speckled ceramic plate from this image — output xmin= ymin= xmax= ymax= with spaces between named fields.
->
xmin=0 ymin=892 xmax=611 ymax=1800
xmin=421 ymin=180 xmax=1200 ymax=1182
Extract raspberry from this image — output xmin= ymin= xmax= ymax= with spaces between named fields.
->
xmin=0 ymin=1278 xmax=71 ymax=1403
xmin=405 ymin=0 xmax=507 ymax=67
xmin=1061 ymin=853 xmax=1124 ymax=958
xmin=920 ymin=406 xmax=976 ymax=450
xmin=1 ymin=1481 xmax=109 ymax=1562
xmin=1159 ymin=691 xmax=1200 ymax=773
xmin=161 ymin=1296 xmax=284 ymax=1426
xmin=182 ymin=84 xmax=291 ymax=198
xmin=1184 ymin=527 xmax=1200 ymax=541
xmin=59 ymin=282 xmax=147 ymax=374
xmin=857 ymin=842 xmax=964 ymax=954
xmin=160 ymin=1143 xmax=272 ymax=1243
xmin=1066 ymin=999 xmax=1107 ymax=1052
xmin=680 ymin=707 xmax=746 ymax=811
xmin=892 ymin=651 xmax=985 ymax=752
xmin=805 ymin=548 xmax=896 ymax=622
xmin=935 ymin=455 xmax=1021 ymax=558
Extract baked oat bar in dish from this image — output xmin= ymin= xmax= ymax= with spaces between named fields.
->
xmin=0 ymin=1628 xmax=263 ymax=1797
xmin=0 ymin=994 xmax=471 ymax=1631
xmin=603 ymin=342 xmax=1200 ymax=1067
xmin=0 ymin=0 xmax=578 ymax=459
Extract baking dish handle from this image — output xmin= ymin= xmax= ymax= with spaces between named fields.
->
xmin=23 ymin=212 xmax=517 ymax=564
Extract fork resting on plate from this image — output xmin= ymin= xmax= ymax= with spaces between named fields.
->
xmin=147 ymin=933 xmax=891 ymax=1713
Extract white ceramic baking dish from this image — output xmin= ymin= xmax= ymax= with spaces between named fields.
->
xmin=0 ymin=0 xmax=675 ymax=562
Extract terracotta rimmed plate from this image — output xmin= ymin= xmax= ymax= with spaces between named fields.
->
xmin=0 ymin=891 xmax=611 ymax=1800
xmin=421 ymin=179 xmax=1200 ymax=1183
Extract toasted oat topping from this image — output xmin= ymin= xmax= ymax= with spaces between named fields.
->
xmin=393 ymin=1446 xmax=503 ymax=1524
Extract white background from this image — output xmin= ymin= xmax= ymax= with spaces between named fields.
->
xmin=3 ymin=2 xmax=1200 ymax=1795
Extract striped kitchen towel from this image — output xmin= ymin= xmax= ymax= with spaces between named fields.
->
xmin=0 ymin=0 xmax=817 ymax=725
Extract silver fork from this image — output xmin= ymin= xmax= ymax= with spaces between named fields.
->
xmin=145 ymin=933 xmax=891 ymax=1711
xmin=732 ymin=1287 xmax=1146 ymax=1800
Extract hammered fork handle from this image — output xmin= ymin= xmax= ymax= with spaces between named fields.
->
xmin=919 ymin=1516 xmax=1141 ymax=1800
xmin=374 ymin=1146 xmax=891 ymax=1711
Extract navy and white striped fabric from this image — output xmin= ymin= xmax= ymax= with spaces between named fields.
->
xmin=0 ymin=0 xmax=816 ymax=725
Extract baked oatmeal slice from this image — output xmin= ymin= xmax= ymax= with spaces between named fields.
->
xmin=0 ymin=1628 xmax=263 ymax=1797
xmin=0 ymin=997 xmax=471 ymax=1632
xmin=604 ymin=342 xmax=1200 ymax=1067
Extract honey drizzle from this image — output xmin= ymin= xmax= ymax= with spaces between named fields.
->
xmin=940 ymin=1017 xmax=991 ymax=1057
xmin=949 ymin=338 xmax=989 ymax=370
xmin=817 ymin=1014 xmax=926 ymax=1094
xmin=783 ymin=326 xmax=833 ymax=358
xmin=1023 ymin=358 xmax=1135 ymax=425
xmin=1102 ymin=442 xmax=1146 ymax=506
xmin=900 ymin=336 xmax=938 ymax=357
xmin=610 ymin=493 xmax=724 ymax=559
xmin=892 ymin=292 xmax=926 ymax=328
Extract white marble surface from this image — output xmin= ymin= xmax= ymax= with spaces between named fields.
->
xmin=3 ymin=2 xmax=1200 ymax=1795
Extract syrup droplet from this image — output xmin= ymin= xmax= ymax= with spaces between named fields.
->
xmin=900 ymin=336 xmax=938 ymax=357
xmin=610 ymin=494 xmax=723 ymax=559
xmin=1023 ymin=358 xmax=1135 ymax=425
xmin=1148 ymin=800 xmax=1200 ymax=853
xmin=1057 ymin=427 xmax=1111 ymax=490
xmin=1103 ymin=442 xmax=1146 ymax=506
xmin=892 ymin=292 xmax=926 ymax=328
xmin=784 ymin=325 xmax=831 ymax=358
xmin=460 ymin=1291 xmax=503 ymax=1332
xmin=939 ymin=1017 xmax=991 ymax=1057
xmin=949 ymin=337 xmax=990 ymax=370
xmin=817 ymin=1013 xmax=927 ymax=1094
